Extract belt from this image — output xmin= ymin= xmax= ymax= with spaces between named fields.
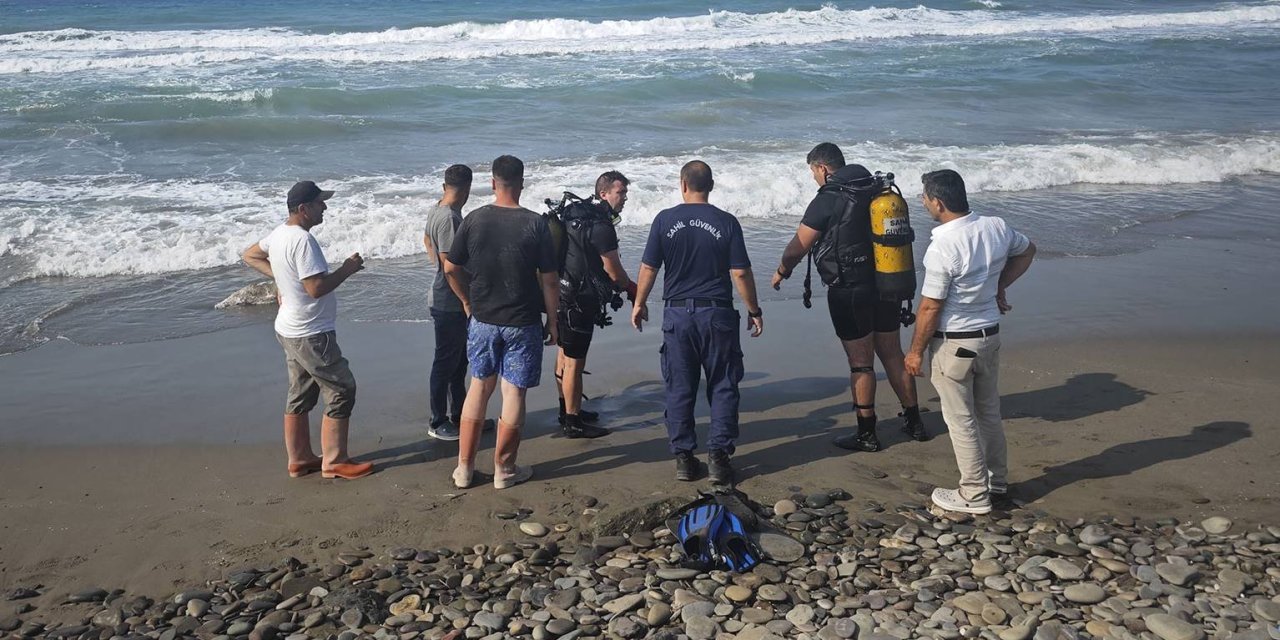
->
xmin=665 ymin=298 xmax=733 ymax=309
xmin=934 ymin=325 xmax=999 ymax=339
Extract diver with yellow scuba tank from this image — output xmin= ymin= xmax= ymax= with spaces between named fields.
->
xmin=544 ymin=171 xmax=640 ymax=438
xmin=771 ymin=143 xmax=927 ymax=451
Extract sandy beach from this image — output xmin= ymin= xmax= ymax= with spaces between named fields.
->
xmin=2 ymin=234 xmax=1277 ymax=624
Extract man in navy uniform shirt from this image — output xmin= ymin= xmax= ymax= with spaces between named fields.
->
xmin=631 ymin=160 xmax=764 ymax=486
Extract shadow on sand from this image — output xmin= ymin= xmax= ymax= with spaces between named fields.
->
xmin=1014 ymin=421 xmax=1251 ymax=502
xmin=1001 ymin=372 xmax=1152 ymax=422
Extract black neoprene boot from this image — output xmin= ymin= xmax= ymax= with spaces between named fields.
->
xmin=562 ymin=413 xmax=609 ymax=439
xmin=558 ymin=398 xmax=600 ymax=426
xmin=901 ymin=406 xmax=927 ymax=441
xmin=834 ymin=413 xmax=881 ymax=452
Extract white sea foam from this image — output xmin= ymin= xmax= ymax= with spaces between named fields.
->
xmin=1 ymin=133 xmax=1277 ymax=279
xmin=2 ymin=3 xmax=1278 ymax=74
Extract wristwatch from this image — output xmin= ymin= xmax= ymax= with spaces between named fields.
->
xmin=776 ymin=265 xmax=791 ymax=279
xmin=747 ymin=308 xmax=763 ymax=319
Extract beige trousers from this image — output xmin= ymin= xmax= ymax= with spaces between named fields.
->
xmin=930 ymin=334 xmax=1006 ymax=502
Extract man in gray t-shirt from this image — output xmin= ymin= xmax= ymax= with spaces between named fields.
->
xmin=423 ymin=164 xmax=473 ymax=440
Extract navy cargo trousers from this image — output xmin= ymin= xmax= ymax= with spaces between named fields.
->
xmin=660 ymin=302 xmax=745 ymax=455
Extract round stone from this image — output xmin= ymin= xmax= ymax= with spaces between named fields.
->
xmin=758 ymin=585 xmax=788 ymax=602
xmin=971 ymin=559 xmax=1002 ymax=578
xmin=980 ymin=603 xmax=1007 ymax=625
xmin=1064 ymin=584 xmax=1106 ymax=605
xmin=520 ymin=522 xmax=549 ymax=537
xmin=684 ymin=615 xmax=718 ymax=640
xmin=1200 ymin=517 xmax=1232 ymax=535
xmin=725 ymin=586 xmax=752 ymax=602
xmin=1144 ymin=613 xmax=1206 ymax=640
xmin=1155 ymin=563 xmax=1200 ymax=587
xmin=786 ymin=604 xmax=815 ymax=626
xmin=1252 ymin=599 xmax=1280 ymax=623
xmin=545 ymin=619 xmax=575 ymax=636
xmin=774 ymin=500 xmax=798 ymax=516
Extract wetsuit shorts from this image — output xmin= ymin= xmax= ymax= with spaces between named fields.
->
xmin=557 ymin=297 xmax=599 ymax=360
xmin=827 ymin=287 xmax=900 ymax=341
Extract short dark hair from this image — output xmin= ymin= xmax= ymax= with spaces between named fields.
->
xmin=594 ymin=170 xmax=629 ymax=196
xmin=491 ymin=155 xmax=524 ymax=186
xmin=444 ymin=164 xmax=472 ymax=188
xmin=680 ymin=160 xmax=713 ymax=193
xmin=806 ymin=142 xmax=845 ymax=169
xmin=921 ymin=169 xmax=970 ymax=213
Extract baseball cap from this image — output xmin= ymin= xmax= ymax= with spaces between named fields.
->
xmin=287 ymin=181 xmax=335 ymax=209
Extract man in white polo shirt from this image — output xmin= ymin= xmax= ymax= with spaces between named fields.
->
xmin=904 ymin=170 xmax=1037 ymax=514
xmin=242 ymin=181 xmax=374 ymax=481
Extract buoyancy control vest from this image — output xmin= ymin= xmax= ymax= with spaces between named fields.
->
xmin=810 ymin=168 xmax=878 ymax=291
xmin=805 ymin=170 xmax=918 ymax=326
xmin=543 ymin=192 xmax=623 ymax=327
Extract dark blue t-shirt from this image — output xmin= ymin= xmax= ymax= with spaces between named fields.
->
xmin=641 ymin=203 xmax=751 ymax=301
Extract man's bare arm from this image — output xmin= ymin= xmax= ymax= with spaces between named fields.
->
xmin=731 ymin=267 xmax=764 ymax=337
xmin=631 ymin=263 xmax=659 ymax=331
xmin=998 ymin=242 xmax=1037 ymax=292
xmin=301 ymin=253 xmax=364 ymax=300
xmin=242 ymin=243 xmax=273 ymax=279
xmin=443 ymin=260 xmax=471 ymax=315
xmin=599 ymin=250 xmax=633 ymax=290
xmin=772 ymin=224 xmax=821 ymax=289
xmin=904 ymin=296 xmax=944 ymax=376
xmin=540 ymin=270 xmax=560 ymax=346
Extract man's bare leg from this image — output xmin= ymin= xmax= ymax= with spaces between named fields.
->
xmin=493 ymin=380 xmax=533 ymax=488
xmin=560 ymin=353 xmax=609 ymax=438
xmin=455 ymin=375 xmax=497 ymax=488
xmin=874 ymin=330 xmax=926 ymax=440
xmin=834 ymin=334 xmax=881 ymax=452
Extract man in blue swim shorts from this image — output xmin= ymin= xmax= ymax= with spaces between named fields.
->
xmin=444 ymin=155 xmax=560 ymax=490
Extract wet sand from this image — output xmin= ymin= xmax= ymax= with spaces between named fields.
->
xmin=1 ymin=236 xmax=1277 ymax=615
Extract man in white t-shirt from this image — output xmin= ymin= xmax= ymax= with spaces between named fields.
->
xmin=242 ymin=181 xmax=374 ymax=480
xmin=904 ymin=170 xmax=1037 ymax=515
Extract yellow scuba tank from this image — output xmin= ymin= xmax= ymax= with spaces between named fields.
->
xmin=868 ymin=172 xmax=916 ymax=301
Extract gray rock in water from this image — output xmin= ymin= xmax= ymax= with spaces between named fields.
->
xmin=1144 ymin=613 xmax=1205 ymax=640
xmin=216 ymin=281 xmax=278 ymax=309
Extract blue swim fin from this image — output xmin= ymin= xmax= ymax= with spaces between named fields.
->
xmin=676 ymin=502 xmax=724 ymax=570
xmin=713 ymin=511 xmax=763 ymax=572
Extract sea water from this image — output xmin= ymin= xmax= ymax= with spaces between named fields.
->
xmin=1 ymin=0 xmax=1278 ymax=353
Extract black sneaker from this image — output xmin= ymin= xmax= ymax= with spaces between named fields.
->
xmin=427 ymin=420 xmax=460 ymax=442
xmin=901 ymin=407 xmax=928 ymax=442
xmin=675 ymin=451 xmax=701 ymax=481
xmin=562 ymin=414 xmax=610 ymax=439
xmin=708 ymin=450 xmax=735 ymax=487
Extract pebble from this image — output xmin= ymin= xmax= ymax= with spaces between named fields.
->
xmin=1144 ymin=613 xmax=1206 ymax=640
xmin=31 ymin=488 xmax=1275 ymax=640
xmin=1155 ymin=563 xmax=1200 ymax=587
xmin=1063 ymin=584 xmax=1107 ymax=604
xmin=1200 ymin=516 xmax=1232 ymax=534
xmin=774 ymin=500 xmax=798 ymax=516
xmin=520 ymin=522 xmax=549 ymax=537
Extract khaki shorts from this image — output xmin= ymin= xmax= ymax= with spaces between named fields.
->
xmin=277 ymin=331 xmax=357 ymax=418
